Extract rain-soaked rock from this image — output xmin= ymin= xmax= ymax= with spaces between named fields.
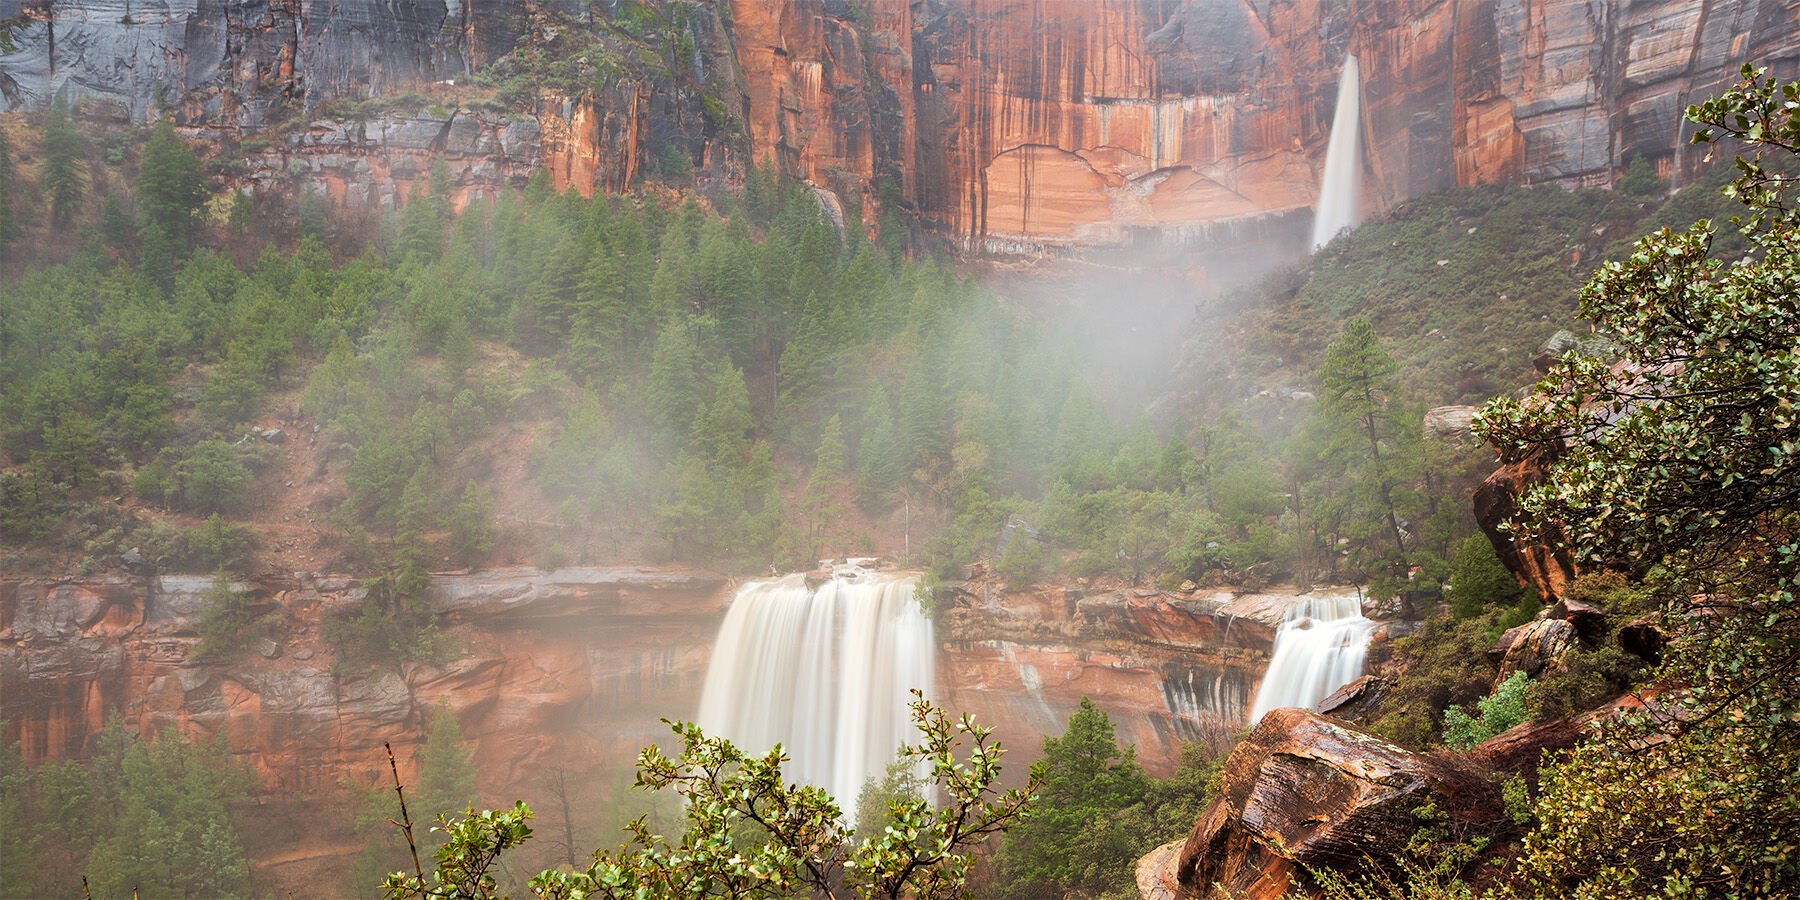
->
xmin=1317 ymin=675 xmax=1393 ymax=724
xmin=1473 ymin=447 xmax=1577 ymax=601
xmin=1165 ymin=709 xmax=1501 ymax=898
xmin=1548 ymin=596 xmax=1608 ymax=645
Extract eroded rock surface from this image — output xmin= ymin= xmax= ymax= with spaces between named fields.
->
xmin=1474 ymin=446 xmax=1578 ymax=600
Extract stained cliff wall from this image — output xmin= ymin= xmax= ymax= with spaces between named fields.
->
xmin=4 ymin=0 xmax=1794 ymax=250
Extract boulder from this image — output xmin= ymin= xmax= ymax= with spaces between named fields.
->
xmin=1167 ymin=709 xmax=1500 ymax=898
xmin=1317 ymin=675 xmax=1393 ymax=724
xmin=1618 ymin=614 xmax=1666 ymax=664
xmin=1423 ymin=405 xmax=1477 ymax=441
xmin=1491 ymin=618 xmax=1576 ymax=687
xmin=1548 ymin=596 xmax=1608 ymax=645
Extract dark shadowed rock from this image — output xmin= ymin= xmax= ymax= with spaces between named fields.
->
xmin=1548 ymin=596 xmax=1608 ymax=645
xmin=1317 ymin=675 xmax=1393 ymax=724
xmin=1618 ymin=613 xmax=1667 ymax=664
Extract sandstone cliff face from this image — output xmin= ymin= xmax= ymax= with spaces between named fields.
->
xmin=7 ymin=0 xmax=1793 ymax=250
xmin=2 ymin=568 xmax=1319 ymax=892
xmin=0 ymin=568 xmax=730 ymax=799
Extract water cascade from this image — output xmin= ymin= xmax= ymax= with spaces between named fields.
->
xmin=1310 ymin=54 xmax=1363 ymax=249
xmin=696 ymin=571 xmax=934 ymax=818
xmin=1247 ymin=590 xmax=1375 ymax=724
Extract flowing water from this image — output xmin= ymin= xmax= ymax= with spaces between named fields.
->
xmin=1310 ymin=55 xmax=1363 ymax=249
xmin=1247 ymin=590 xmax=1375 ymax=724
xmin=696 ymin=571 xmax=934 ymax=818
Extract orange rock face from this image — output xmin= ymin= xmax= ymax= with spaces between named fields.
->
xmin=1473 ymin=446 xmax=1578 ymax=600
xmin=734 ymin=0 xmax=1799 ymax=251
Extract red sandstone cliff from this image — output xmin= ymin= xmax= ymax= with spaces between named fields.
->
xmin=8 ymin=0 xmax=1792 ymax=252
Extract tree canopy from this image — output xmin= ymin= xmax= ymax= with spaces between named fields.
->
xmin=1474 ymin=64 xmax=1800 ymax=898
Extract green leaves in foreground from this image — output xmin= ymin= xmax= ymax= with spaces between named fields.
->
xmin=382 ymin=692 xmax=1037 ymax=900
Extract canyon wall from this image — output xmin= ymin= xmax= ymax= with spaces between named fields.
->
xmin=1 ymin=566 xmax=1315 ymax=891
xmin=6 ymin=0 xmax=1794 ymax=251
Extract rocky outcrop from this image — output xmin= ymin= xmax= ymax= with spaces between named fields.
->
xmin=1316 ymin=674 xmax=1392 ymax=724
xmin=940 ymin=583 xmax=1300 ymax=768
xmin=4 ymin=568 xmax=1321 ymax=893
xmin=1473 ymin=446 xmax=1578 ymax=600
xmin=1150 ymin=708 xmax=1501 ymax=899
xmin=7 ymin=0 xmax=1795 ymax=250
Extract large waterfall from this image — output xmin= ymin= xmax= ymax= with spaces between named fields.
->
xmin=1310 ymin=55 xmax=1363 ymax=249
xmin=696 ymin=572 xmax=934 ymax=817
xmin=1247 ymin=590 xmax=1375 ymax=724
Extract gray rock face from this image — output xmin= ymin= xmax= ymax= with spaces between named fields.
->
xmin=0 ymin=0 xmax=523 ymax=123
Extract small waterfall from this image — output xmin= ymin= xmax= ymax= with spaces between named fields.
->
xmin=696 ymin=571 xmax=934 ymax=819
xmin=1247 ymin=590 xmax=1375 ymax=724
xmin=1310 ymin=55 xmax=1363 ymax=249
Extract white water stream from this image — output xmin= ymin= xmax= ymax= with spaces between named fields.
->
xmin=696 ymin=571 xmax=933 ymax=819
xmin=1310 ymin=55 xmax=1363 ymax=249
xmin=1247 ymin=590 xmax=1375 ymax=724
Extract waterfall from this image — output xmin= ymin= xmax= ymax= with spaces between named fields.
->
xmin=1247 ymin=590 xmax=1375 ymax=724
xmin=696 ymin=571 xmax=934 ymax=819
xmin=1310 ymin=55 xmax=1363 ymax=249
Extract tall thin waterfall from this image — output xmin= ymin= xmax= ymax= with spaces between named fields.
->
xmin=1310 ymin=55 xmax=1363 ymax=249
xmin=696 ymin=572 xmax=934 ymax=818
xmin=1247 ymin=590 xmax=1375 ymax=724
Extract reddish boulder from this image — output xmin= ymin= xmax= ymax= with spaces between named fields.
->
xmin=1168 ymin=709 xmax=1500 ymax=899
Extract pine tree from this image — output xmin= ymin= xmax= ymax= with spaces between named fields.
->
xmin=1313 ymin=317 xmax=1422 ymax=614
xmin=803 ymin=414 xmax=847 ymax=551
xmin=138 ymin=116 xmax=208 ymax=248
xmin=994 ymin=698 xmax=1147 ymax=898
xmin=40 ymin=97 xmax=85 ymax=229
xmin=0 ymin=125 xmax=21 ymax=249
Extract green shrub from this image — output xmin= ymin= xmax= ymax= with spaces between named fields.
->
xmin=193 ymin=569 xmax=274 ymax=662
xmin=1442 ymin=670 xmax=1533 ymax=748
